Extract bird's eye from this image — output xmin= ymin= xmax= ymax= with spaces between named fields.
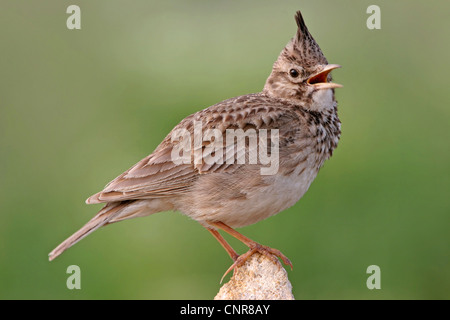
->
xmin=289 ymin=69 xmax=299 ymax=78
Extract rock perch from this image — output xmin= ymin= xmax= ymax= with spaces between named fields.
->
xmin=214 ymin=252 xmax=295 ymax=300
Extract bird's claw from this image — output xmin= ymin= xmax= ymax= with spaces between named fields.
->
xmin=220 ymin=244 xmax=293 ymax=283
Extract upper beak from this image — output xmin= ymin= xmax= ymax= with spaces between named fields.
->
xmin=307 ymin=64 xmax=343 ymax=89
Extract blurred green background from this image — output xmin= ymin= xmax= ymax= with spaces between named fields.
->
xmin=0 ymin=0 xmax=449 ymax=299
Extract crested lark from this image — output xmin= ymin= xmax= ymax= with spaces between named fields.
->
xmin=49 ymin=11 xmax=342 ymax=277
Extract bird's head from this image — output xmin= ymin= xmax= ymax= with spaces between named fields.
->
xmin=263 ymin=11 xmax=342 ymax=110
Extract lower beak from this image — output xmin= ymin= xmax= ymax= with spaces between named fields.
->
xmin=307 ymin=64 xmax=343 ymax=89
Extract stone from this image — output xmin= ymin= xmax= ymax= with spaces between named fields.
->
xmin=214 ymin=252 xmax=295 ymax=300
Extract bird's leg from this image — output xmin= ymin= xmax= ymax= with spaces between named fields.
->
xmin=209 ymin=221 xmax=293 ymax=282
xmin=206 ymin=227 xmax=239 ymax=261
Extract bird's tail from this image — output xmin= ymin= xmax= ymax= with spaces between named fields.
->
xmin=48 ymin=202 xmax=127 ymax=261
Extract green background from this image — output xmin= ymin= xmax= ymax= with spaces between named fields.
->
xmin=1 ymin=0 xmax=449 ymax=299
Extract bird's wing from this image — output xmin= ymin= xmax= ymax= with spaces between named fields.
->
xmin=86 ymin=142 xmax=198 ymax=204
xmin=86 ymin=94 xmax=303 ymax=204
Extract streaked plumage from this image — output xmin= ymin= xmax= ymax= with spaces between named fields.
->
xmin=49 ymin=11 xmax=342 ymax=274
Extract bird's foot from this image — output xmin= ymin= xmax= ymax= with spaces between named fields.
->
xmin=220 ymin=243 xmax=293 ymax=283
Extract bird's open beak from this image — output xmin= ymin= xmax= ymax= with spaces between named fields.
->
xmin=307 ymin=64 xmax=343 ymax=89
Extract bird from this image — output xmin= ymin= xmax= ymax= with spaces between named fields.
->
xmin=49 ymin=10 xmax=342 ymax=279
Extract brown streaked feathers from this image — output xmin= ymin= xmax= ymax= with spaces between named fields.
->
xmin=49 ymin=10 xmax=342 ymax=272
